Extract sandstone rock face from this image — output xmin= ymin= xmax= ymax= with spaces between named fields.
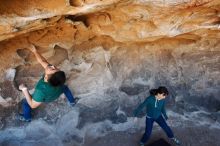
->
xmin=0 ymin=0 xmax=219 ymax=146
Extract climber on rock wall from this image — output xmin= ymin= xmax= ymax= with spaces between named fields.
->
xmin=18 ymin=44 xmax=77 ymax=122
xmin=133 ymin=86 xmax=181 ymax=146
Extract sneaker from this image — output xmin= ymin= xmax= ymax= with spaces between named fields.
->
xmin=68 ymin=97 xmax=80 ymax=107
xmin=16 ymin=114 xmax=31 ymax=122
xmin=74 ymin=97 xmax=80 ymax=103
xmin=170 ymin=137 xmax=180 ymax=145
xmin=68 ymin=102 xmax=76 ymax=107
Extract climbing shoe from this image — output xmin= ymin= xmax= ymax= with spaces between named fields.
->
xmin=170 ymin=137 xmax=180 ymax=145
xmin=16 ymin=114 xmax=31 ymax=122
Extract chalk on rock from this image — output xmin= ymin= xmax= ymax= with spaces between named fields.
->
xmin=5 ymin=68 xmax=16 ymax=81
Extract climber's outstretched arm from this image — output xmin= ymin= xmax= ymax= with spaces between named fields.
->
xmin=27 ymin=44 xmax=49 ymax=69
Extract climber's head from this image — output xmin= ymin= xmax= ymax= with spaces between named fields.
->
xmin=46 ymin=64 xmax=66 ymax=87
xmin=45 ymin=64 xmax=58 ymax=75
xmin=149 ymin=86 xmax=169 ymax=99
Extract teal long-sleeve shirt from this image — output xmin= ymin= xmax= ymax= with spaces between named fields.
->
xmin=133 ymin=95 xmax=168 ymax=120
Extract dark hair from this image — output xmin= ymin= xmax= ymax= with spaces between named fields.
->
xmin=149 ymin=89 xmax=157 ymax=95
xmin=48 ymin=71 xmax=66 ymax=87
xmin=149 ymin=86 xmax=169 ymax=96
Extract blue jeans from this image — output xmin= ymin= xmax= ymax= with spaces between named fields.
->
xmin=140 ymin=115 xmax=174 ymax=144
xmin=61 ymin=85 xmax=75 ymax=104
xmin=22 ymin=85 xmax=75 ymax=120
xmin=21 ymin=98 xmax=32 ymax=120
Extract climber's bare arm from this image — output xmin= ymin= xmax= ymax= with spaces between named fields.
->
xmin=27 ymin=44 xmax=49 ymax=69
xmin=19 ymin=84 xmax=41 ymax=109
xmin=23 ymin=91 xmax=41 ymax=109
